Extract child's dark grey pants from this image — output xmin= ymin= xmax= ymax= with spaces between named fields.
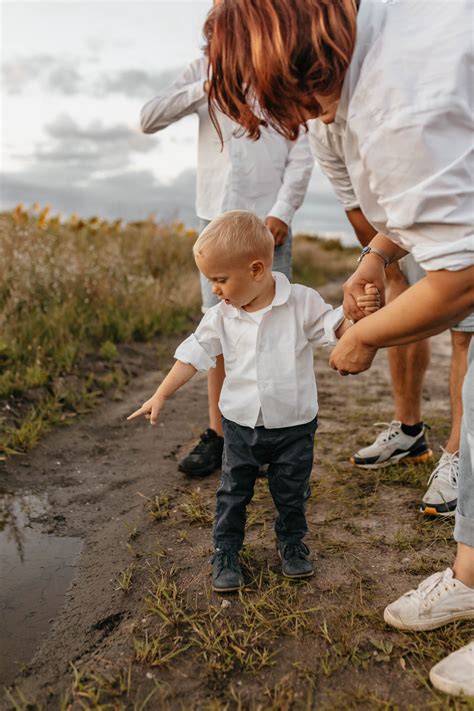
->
xmin=213 ymin=416 xmax=318 ymax=551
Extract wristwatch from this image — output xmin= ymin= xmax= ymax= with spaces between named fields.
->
xmin=357 ymin=245 xmax=392 ymax=268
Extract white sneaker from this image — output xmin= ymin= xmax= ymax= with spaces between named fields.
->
xmin=420 ymin=449 xmax=458 ymax=516
xmin=351 ymin=420 xmax=432 ymax=469
xmin=429 ymin=642 xmax=474 ymax=697
xmin=384 ymin=568 xmax=474 ymax=631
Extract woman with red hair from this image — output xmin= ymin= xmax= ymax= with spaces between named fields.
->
xmin=204 ymin=0 xmax=474 ymax=696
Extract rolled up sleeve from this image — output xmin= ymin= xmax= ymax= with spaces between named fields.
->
xmin=356 ymin=107 xmax=474 ymax=272
xmin=302 ymin=287 xmax=343 ymax=345
xmin=308 ymin=120 xmax=359 ymax=211
xmin=174 ymin=309 xmax=223 ymax=371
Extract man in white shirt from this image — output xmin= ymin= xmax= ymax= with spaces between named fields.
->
xmin=128 ymin=211 xmax=379 ymax=592
xmin=309 ymin=118 xmax=473 ymax=517
xmin=140 ymin=54 xmax=313 ymax=478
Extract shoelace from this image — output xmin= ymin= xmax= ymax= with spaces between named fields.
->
xmin=373 ymin=421 xmax=402 ymax=444
xmin=192 ymin=430 xmax=215 ymax=453
xmin=406 ymin=568 xmax=454 ymax=606
xmin=427 ymin=448 xmax=459 ymax=489
xmin=282 ymin=542 xmax=310 ymax=560
xmin=213 ymin=549 xmax=240 ymax=574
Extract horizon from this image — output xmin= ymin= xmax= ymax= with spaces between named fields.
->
xmin=1 ymin=0 xmax=355 ymax=242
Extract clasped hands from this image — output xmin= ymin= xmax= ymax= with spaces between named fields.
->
xmin=330 ymin=255 xmax=386 ymax=376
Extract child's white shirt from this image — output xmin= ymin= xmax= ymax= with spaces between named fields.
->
xmin=174 ymin=272 xmax=344 ymax=429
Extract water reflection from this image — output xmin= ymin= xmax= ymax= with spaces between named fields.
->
xmin=0 ymin=491 xmax=82 ymax=687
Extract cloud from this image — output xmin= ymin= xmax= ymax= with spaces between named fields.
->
xmin=22 ymin=114 xmax=157 ymax=180
xmin=0 ymin=167 xmax=198 ymax=226
xmin=95 ymin=68 xmax=183 ymax=98
xmin=2 ymin=54 xmax=183 ymax=98
xmin=2 ymin=54 xmax=57 ymax=94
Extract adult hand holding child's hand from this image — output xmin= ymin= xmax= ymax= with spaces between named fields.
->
xmin=331 ymin=282 xmax=381 ymax=375
xmin=343 ymin=256 xmax=386 ymax=322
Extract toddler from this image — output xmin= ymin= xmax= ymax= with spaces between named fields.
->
xmin=128 ymin=210 xmax=379 ymax=592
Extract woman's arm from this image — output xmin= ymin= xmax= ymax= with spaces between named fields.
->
xmin=331 ymin=266 xmax=474 ymax=374
xmin=343 ymin=233 xmax=409 ymax=320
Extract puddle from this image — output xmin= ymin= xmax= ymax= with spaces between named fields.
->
xmin=0 ymin=491 xmax=82 ymax=687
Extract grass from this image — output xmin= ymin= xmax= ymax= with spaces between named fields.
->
xmin=0 ymin=205 xmax=201 ymax=455
xmin=0 ymin=206 xmax=354 ymax=458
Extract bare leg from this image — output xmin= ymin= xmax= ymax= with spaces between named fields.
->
xmin=446 ymin=331 xmax=473 ymax=453
xmin=453 ymin=543 xmax=474 ymax=588
xmin=208 ymin=354 xmax=225 ymax=436
xmin=386 ymin=264 xmax=430 ymax=425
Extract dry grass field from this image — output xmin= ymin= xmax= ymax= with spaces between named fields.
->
xmin=1 ymin=208 xmax=471 ymax=710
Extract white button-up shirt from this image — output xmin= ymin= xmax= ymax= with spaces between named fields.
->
xmin=140 ymin=57 xmax=314 ymax=225
xmin=309 ymin=0 xmax=474 ymax=273
xmin=174 ymin=273 xmax=344 ymax=429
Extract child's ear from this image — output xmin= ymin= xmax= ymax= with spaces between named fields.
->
xmin=250 ymin=260 xmax=265 ymax=280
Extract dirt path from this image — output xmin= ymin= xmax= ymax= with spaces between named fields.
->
xmin=1 ymin=300 xmax=472 ymax=710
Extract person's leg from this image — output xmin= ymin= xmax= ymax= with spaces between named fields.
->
xmin=387 ymin=264 xmax=430 ymax=425
xmin=208 ymin=355 xmax=225 ymax=437
xmin=453 ymin=337 xmax=474 ymax=584
xmin=446 ymin=329 xmax=473 ymax=453
xmin=212 ymin=419 xmax=262 ymax=592
xmin=352 ymin=257 xmax=432 ymax=468
xmin=213 ymin=419 xmax=261 ymax=552
xmin=420 ymin=317 xmax=473 ymax=515
xmin=178 ymin=219 xmax=224 ymax=476
xmin=267 ymin=418 xmax=317 ymax=577
xmin=272 ymin=227 xmax=293 ymax=279
xmin=384 ymin=342 xmax=474 ymax=642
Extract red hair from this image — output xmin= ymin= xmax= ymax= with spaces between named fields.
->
xmin=204 ymin=0 xmax=357 ymax=141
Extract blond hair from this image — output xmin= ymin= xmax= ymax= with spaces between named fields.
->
xmin=193 ymin=211 xmax=274 ymax=264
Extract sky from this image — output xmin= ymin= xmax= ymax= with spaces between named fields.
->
xmin=1 ymin=0 xmax=353 ymax=240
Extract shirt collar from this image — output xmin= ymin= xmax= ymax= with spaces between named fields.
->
xmin=217 ymin=272 xmax=291 ymax=320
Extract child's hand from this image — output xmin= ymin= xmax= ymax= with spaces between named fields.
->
xmin=355 ymin=283 xmax=381 ymax=316
xmin=127 ymin=393 xmax=164 ymax=426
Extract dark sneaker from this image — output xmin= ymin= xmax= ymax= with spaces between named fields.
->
xmin=178 ymin=428 xmax=224 ymax=477
xmin=351 ymin=421 xmax=432 ymax=469
xmin=211 ymin=549 xmax=244 ymax=592
xmin=277 ymin=541 xmax=314 ymax=579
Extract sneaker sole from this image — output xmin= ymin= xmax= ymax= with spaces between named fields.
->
xmin=420 ymin=505 xmax=456 ymax=518
xmin=429 ymin=666 xmax=474 ymax=697
xmin=282 ymin=570 xmax=314 ymax=579
xmin=383 ymin=606 xmax=474 ymax=631
xmin=351 ymin=449 xmax=433 ymax=469
xmin=212 ymin=583 xmax=244 ymax=593
xmin=277 ymin=550 xmax=314 ymax=578
xmin=178 ymin=464 xmax=221 ymax=477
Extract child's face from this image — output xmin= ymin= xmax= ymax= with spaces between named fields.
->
xmin=196 ymin=251 xmax=266 ymax=310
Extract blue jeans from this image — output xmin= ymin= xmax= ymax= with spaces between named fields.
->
xmin=214 ymin=416 xmax=318 ymax=551
xmin=454 ymin=339 xmax=474 ymax=547
xmin=198 ymin=218 xmax=293 ymax=312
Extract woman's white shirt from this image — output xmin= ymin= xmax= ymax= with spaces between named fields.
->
xmin=310 ymin=0 xmax=474 ymax=272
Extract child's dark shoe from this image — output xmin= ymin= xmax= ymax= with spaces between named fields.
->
xmin=277 ymin=541 xmax=314 ymax=578
xmin=211 ymin=549 xmax=244 ymax=592
xmin=178 ymin=428 xmax=224 ymax=477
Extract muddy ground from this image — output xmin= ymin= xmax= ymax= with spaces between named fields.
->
xmin=1 ymin=283 xmax=473 ymax=710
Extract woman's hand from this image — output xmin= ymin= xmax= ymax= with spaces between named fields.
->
xmin=343 ymin=254 xmax=386 ymax=322
xmin=330 ymin=326 xmax=378 ymax=375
